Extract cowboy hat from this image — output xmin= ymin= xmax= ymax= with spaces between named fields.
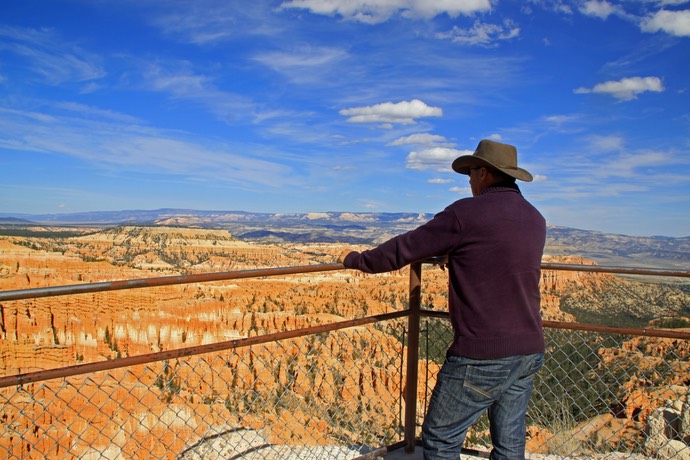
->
xmin=452 ymin=139 xmax=533 ymax=182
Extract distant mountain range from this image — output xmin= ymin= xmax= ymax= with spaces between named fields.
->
xmin=1 ymin=208 xmax=689 ymax=270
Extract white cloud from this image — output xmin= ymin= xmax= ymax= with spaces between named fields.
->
xmin=340 ymin=99 xmax=442 ymax=125
xmin=405 ymin=147 xmax=466 ymax=171
xmin=532 ymin=174 xmax=548 ymax=182
xmin=428 ymin=178 xmax=454 ymax=184
xmin=279 ymin=0 xmax=491 ymax=24
xmin=579 ymin=1 xmax=619 ymax=20
xmin=574 ymin=76 xmax=664 ymax=101
xmin=641 ymin=9 xmax=690 ymax=37
xmin=388 ymin=133 xmax=452 ymax=147
xmin=449 ymin=186 xmax=472 ymax=195
xmin=436 ymin=20 xmax=520 ymax=46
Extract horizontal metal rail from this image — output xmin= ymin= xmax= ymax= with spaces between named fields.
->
xmin=2 ymin=262 xmax=688 ymax=303
xmin=540 ymin=262 xmax=690 ymax=278
xmin=0 ymin=310 xmax=407 ymax=389
xmin=0 ymin=263 xmax=345 ymax=301
xmin=542 ymin=319 xmax=690 ymax=340
xmin=422 ymin=309 xmax=690 ymax=340
xmin=2 ymin=261 xmax=688 ymax=387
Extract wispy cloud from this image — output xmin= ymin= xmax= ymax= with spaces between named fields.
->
xmin=0 ymin=105 xmax=292 ymax=187
xmin=537 ymin=139 xmax=685 ymax=200
xmin=0 ymin=25 xmax=105 ymax=86
xmin=142 ymin=62 xmax=256 ymax=122
xmin=388 ymin=133 xmax=454 ymax=147
xmin=428 ymin=178 xmax=453 ymax=184
xmin=574 ymin=76 xmax=664 ymax=101
xmin=436 ymin=20 xmax=521 ymax=47
xmin=449 ymin=186 xmax=472 ymax=195
xmin=279 ymin=0 xmax=491 ymax=25
xmin=585 ymin=134 xmax=625 ymax=152
xmin=150 ymin=0 xmax=281 ymax=44
xmin=253 ymin=45 xmax=349 ymax=84
xmin=340 ymin=99 xmax=442 ymax=125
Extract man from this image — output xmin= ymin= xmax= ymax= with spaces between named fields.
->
xmin=339 ymin=139 xmax=546 ymax=459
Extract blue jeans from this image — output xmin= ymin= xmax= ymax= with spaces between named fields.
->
xmin=422 ymin=353 xmax=544 ymax=460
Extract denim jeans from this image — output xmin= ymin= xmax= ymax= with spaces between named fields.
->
xmin=421 ymin=352 xmax=544 ymax=460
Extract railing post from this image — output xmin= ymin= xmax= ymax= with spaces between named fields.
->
xmin=404 ymin=261 xmax=422 ymax=452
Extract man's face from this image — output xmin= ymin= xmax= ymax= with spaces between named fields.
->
xmin=468 ymin=167 xmax=483 ymax=197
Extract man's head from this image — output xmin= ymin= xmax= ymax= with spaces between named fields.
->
xmin=452 ymin=139 xmax=533 ymax=182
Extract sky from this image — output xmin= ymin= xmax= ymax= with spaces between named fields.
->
xmin=0 ymin=0 xmax=689 ymax=237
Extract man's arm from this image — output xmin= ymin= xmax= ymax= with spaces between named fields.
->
xmin=338 ymin=206 xmax=461 ymax=274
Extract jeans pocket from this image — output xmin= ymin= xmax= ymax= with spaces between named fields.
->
xmin=528 ymin=352 xmax=544 ymax=374
xmin=462 ymin=363 xmax=511 ymax=403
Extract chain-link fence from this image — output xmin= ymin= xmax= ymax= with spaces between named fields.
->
xmin=1 ymin=321 xmax=408 ymax=459
xmin=1 ymin=261 xmax=689 ymax=460
xmin=2 ymin=316 xmax=688 ymax=459
xmin=420 ymin=318 xmax=690 ymax=459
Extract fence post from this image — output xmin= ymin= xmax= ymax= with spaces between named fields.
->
xmin=404 ymin=261 xmax=422 ymax=452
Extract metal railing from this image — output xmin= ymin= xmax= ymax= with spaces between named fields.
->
xmin=1 ymin=261 xmax=689 ymax=459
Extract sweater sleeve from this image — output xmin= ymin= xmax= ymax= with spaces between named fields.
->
xmin=343 ymin=206 xmax=461 ymax=274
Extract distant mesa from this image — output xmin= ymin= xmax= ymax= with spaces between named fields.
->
xmin=0 ymin=217 xmax=35 ymax=224
xmin=0 ymin=208 xmax=688 ymax=268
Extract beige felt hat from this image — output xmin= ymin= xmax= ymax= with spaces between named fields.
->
xmin=452 ymin=139 xmax=533 ymax=182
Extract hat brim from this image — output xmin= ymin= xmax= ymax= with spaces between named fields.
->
xmin=452 ymin=155 xmax=533 ymax=182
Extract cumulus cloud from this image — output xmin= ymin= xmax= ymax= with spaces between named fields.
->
xmin=388 ymin=133 xmax=452 ymax=147
xmin=340 ymin=99 xmax=442 ymax=125
xmin=436 ymin=20 xmax=520 ymax=46
xmin=579 ymin=1 xmax=619 ymax=20
xmin=405 ymin=147 xmax=467 ymax=171
xmin=279 ymin=0 xmax=491 ymax=24
xmin=574 ymin=76 xmax=664 ymax=101
xmin=641 ymin=9 xmax=690 ymax=37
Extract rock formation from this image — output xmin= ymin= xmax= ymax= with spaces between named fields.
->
xmin=0 ymin=227 xmax=688 ymax=458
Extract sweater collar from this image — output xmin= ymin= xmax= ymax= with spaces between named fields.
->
xmin=479 ymin=181 xmax=521 ymax=196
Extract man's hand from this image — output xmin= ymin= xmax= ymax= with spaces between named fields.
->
xmin=338 ymin=249 xmax=354 ymax=264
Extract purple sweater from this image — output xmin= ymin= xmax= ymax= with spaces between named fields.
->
xmin=343 ymin=184 xmax=546 ymax=359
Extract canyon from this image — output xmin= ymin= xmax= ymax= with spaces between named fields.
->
xmin=0 ymin=225 xmax=688 ymax=458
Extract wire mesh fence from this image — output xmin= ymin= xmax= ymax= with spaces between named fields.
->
xmin=1 ymin=257 xmax=689 ymax=460
xmin=420 ymin=318 xmax=690 ymax=459
xmin=2 ymin=314 xmax=688 ymax=459
xmin=0 ymin=322 xmax=407 ymax=459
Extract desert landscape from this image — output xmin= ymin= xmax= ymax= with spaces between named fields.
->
xmin=0 ymin=224 xmax=688 ymax=458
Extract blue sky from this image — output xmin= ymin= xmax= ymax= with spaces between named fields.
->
xmin=1 ymin=0 xmax=689 ymax=237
